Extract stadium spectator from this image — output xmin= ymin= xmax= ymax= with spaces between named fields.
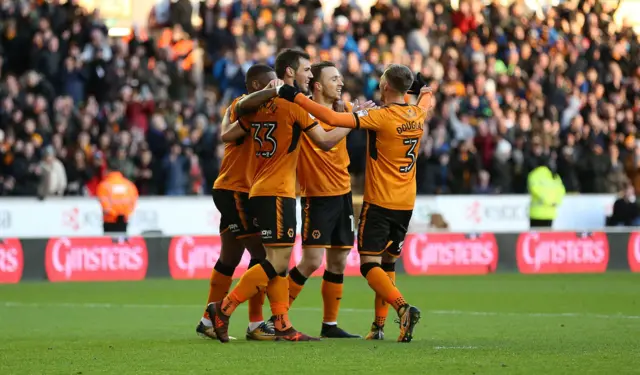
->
xmin=1 ymin=0 xmax=639 ymax=199
xmin=607 ymin=183 xmax=640 ymax=226
xmin=38 ymin=144 xmax=67 ymax=198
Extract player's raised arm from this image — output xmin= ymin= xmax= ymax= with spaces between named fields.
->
xmin=416 ymin=86 xmax=435 ymax=114
xmin=279 ymin=84 xmax=359 ymax=129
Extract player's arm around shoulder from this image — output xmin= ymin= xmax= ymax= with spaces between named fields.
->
xmin=278 ymin=84 xmax=360 ymax=129
xmin=235 ymin=80 xmax=281 ymax=118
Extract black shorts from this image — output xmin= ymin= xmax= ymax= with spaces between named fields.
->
xmin=357 ymin=202 xmax=413 ymax=258
xmin=301 ymin=192 xmax=354 ymax=249
xmin=212 ymin=189 xmax=259 ymax=239
xmin=103 ymin=216 xmax=127 ymax=234
xmin=250 ymin=196 xmax=297 ymax=246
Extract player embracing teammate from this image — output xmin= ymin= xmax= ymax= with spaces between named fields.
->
xmin=287 ymin=60 xmax=375 ymax=339
xmin=199 ymin=48 xmax=434 ymax=343
xmin=197 ymin=64 xmax=283 ymax=341
xmin=208 ymin=49 xmax=353 ymax=342
xmin=277 ymin=63 xmax=434 ymax=342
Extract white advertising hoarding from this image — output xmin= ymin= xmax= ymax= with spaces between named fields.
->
xmin=0 ymin=194 xmax=616 ymax=238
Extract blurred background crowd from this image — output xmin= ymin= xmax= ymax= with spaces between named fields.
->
xmin=1 ymin=0 xmax=640 ymax=199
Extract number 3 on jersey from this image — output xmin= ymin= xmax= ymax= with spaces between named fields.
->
xmin=399 ymin=138 xmax=418 ymax=173
xmin=251 ymin=122 xmax=277 ymax=158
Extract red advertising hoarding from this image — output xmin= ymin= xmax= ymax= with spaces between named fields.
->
xmin=0 ymin=238 xmax=23 ymax=284
xmin=45 ymin=237 xmax=148 ymax=282
xmin=168 ymin=235 xmax=251 ymax=279
xmin=169 ymin=235 xmax=360 ymax=279
xmin=402 ymin=233 xmax=499 ymax=275
xmin=517 ymin=232 xmax=609 ymax=274
xmin=628 ymin=232 xmax=640 ymax=273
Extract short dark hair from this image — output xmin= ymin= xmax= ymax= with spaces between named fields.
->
xmin=384 ymin=64 xmax=414 ymax=93
xmin=309 ymin=61 xmax=336 ymax=91
xmin=275 ymin=48 xmax=310 ymax=79
xmin=245 ymin=63 xmax=275 ymax=88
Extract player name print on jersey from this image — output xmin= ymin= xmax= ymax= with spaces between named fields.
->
xmin=395 ymin=120 xmax=423 ymax=135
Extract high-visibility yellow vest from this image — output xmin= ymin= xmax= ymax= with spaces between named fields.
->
xmin=528 ymin=166 xmax=566 ymax=220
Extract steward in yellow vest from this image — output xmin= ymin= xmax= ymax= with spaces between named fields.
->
xmin=528 ymin=164 xmax=565 ymax=228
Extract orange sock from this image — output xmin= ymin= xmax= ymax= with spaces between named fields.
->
xmin=220 ymin=262 xmax=275 ymax=317
xmin=287 ymin=267 xmax=307 ymax=307
xmin=202 ymin=261 xmax=234 ymax=319
xmin=363 ymin=264 xmax=407 ymax=312
xmin=373 ymin=263 xmax=396 ymax=326
xmin=267 ymin=275 xmax=292 ymax=331
xmin=321 ymin=271 xmax=343 ymax=323
xmin=247 ymin=259 xmax=265 ymax=323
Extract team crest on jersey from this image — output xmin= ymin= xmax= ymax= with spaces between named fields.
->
xmin=406 ymin=108 xmax=416 ymax=118
xmin=312 ymin=230 xmax=321 ymax=239
xmin=355 ymin=110 xmax=369 ymax=118
xmin=287 ymin=228 xmax=295 ymax=238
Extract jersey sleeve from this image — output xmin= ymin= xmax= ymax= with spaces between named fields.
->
xmin=291 ymin=104 xmax=319 ymax=132
xmin=354 ymin=108 xmax=385 ymax=131
xmin=229 ymin=104 xmax=238 ymax=123
xmin=416 ymin=93 xmax=432 ymax=111
xmin=230 ymin=98 xmax=251 ymax=132
xmin=228 ymin=95 xmax=245 ymax=123
xmin=293 ymin=94 xmax=357 ymax=128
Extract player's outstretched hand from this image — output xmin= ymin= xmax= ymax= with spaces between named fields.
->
xmin=408 ymin=72 xmax=428 ymax=95
xmin=278 ymin=83 xmax=300 ymax=102
xmin=352 ymin=99 xmax=376 ymax=113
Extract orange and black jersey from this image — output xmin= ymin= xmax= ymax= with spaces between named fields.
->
xmin=292 ymin=94 xmax=429 ymax=211
xmin=213 ymin=95 xmax=254 ymax=193
xmin=239 ymin=98 xmax=318 ymax=198
xmin=357 ymin=104 xmax=427 ymax=210
xmin=297 ymin=101 xmax=352 ymax=197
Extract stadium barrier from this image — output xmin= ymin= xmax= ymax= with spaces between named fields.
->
xmin=0 ymin=194 xmax=616 ymax=238
xmin=1 ymin=231 xmax=638 ymax=284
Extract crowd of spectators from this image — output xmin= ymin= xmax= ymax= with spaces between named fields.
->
xmin=1 ymin=0 xmax=640 ymax=200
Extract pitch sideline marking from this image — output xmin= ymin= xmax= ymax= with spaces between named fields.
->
xmin=1 ymin=301 xmax=639 ymax=320
xmin=434 ymin=346 xmax=478 ymax=350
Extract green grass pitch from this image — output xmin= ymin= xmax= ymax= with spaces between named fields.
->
xmin=1 ymin=273 xmax=639 ymax=374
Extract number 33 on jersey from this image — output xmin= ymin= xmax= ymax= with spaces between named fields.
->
xmin=239 ymin=98 xmax=318 ymax=198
